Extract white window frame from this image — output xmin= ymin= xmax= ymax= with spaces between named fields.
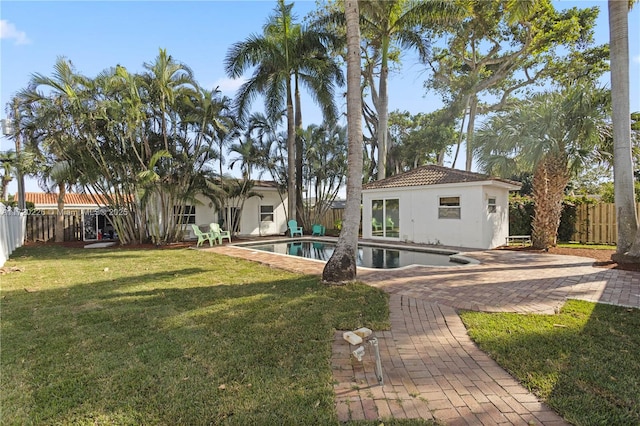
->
xmin=438 ymin=196 xmax=461 ymax=219
xmin=260 ymin=205 xmax=274 ymax=222
xmin=174 ymin=205 xmax=196 ymax=224
xmin=487 ymin=197 xmax=497 ymax=214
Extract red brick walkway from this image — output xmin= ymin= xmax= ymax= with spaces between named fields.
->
xmin=203 ymin=243 xmax=640 ymax=425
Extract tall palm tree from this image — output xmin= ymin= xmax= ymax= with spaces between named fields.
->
xmin=357 ymin=0 xmax=464 ymax=179
xmin=142 ymin=49 xmax=195 ymax=152
xmin=322 ymin=0 xmax=362 ymax=283
xmin=289 ymin=24 xmax=344 ymax=228
xmin=609 ymin=0 xmax=638 ymax=257
xmin=18 ymin=58 xmax=88 ymax=242
xmin=225 ymin=0 xmax=343 ymax=224
xmin=476 ymin=83 xmax=610 ymax=249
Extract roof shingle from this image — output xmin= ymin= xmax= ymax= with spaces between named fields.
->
xmin=20 ymin=192 xmax=110 ymax=206
xmin=362 ymin=165 xmax=521 ymax=190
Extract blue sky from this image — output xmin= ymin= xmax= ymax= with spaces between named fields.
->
xmin=1 ymin=0 xmax=639 ymax=193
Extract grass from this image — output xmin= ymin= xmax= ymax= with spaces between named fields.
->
xmin=557 ymin=242 xmax=617 ymax=250
xmin=460 ymin=300 xmax=640 ymax=425
xmin=1 ymin=245 xmax=415 ymax=425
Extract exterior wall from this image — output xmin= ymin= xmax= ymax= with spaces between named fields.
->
xmin=362 ymin=182 xmax=511 ymax=249
xmin=237 ymin=190 xmax=288 ymax=236
xmin=480 ymin=185 xmax=510 ymax=249
xmin=185 ymin=190 xmax=288 ymax=239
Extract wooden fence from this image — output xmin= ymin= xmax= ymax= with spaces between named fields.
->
xmin=26 ymin=214 xmax=83 ymax=242
xmin=571 ymin=202 xmax=640 ymax=245
xmin=314 ymin=208 xmax=344 ymax=231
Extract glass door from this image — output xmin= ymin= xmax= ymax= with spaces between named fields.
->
xmin=371 ymin=199 xmax=399 ymax=238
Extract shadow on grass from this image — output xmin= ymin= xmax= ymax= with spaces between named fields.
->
xmin=461 ymin=301 xmax=640 ymax=425
xmin=1 ymin=245 xmax=389 ymax=425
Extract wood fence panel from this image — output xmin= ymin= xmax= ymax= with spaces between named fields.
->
xmin=26 ymin=215 xmax=83 ymax=242
xmin=571 ymin=202 xmax=640 ymax=245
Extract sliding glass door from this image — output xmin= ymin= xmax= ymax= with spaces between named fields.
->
xmin=371 ymin=199 xmax=399 ymax=238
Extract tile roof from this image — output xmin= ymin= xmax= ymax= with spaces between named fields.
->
xmin=362 ymin=165 xmax=521 ymax=190
xmin=21 ymin=192 xmax=110 ymax=206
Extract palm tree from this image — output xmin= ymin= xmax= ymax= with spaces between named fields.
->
xmin=18 ymin=58 xmax=88 ymax=242
xmin=225 ymin=0 xmax=343 ymax=224
xmin=300 ymin=123 xmax=347 ymax=227
xmin=244 ymin=112 xmax=289 ymax=211
xmin=290 ymin=24 xmax=344 ymax=228
xmin=322 ymin=0 xmax=362 ymax=284
xmin=0 ymin=150 xmax=16 ymax=201
xmin=476 ymin=84 xmax=610 ymax=249
xmin=142 ymin=49 xmax=195 ymax=152
xmin=609 ymin=0 xmax=638 ymax=258
xmin=357 ymin=0 xmax=464 ymax=179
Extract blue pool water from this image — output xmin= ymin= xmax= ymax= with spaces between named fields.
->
xmin=242 ymin=240 xmax=464 ymax=269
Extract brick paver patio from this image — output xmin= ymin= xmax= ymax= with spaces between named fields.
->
xmin=204 ymin=242 xmax=640 ymax=425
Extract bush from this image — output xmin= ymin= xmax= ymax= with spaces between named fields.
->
xmin=558 ymin=202 xmax=577 ymax=242
xmin=509 ymin=195 xmax=534 ymax=235
xmin=509 ymin=195 xmax=582 ymax=242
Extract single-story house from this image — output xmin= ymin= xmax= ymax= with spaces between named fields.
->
xmin=22 ymin=192 xmax=112 ymax=240
xmin=361 ymin=165 xmax=521 ymax=249
xmin=21 ymin=180 xmax=288 ymax=241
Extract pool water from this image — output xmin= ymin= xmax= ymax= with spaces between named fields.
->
xmin=244 ymin=240 xmax=462 ymax=269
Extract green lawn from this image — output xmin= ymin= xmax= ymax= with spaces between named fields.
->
xmin=460 ymin=300 xmax=640 ymax=425
xmin=1 ymin=245 xmax=399 ymax=425
xmin=557 ymin=242 xmax=617 ymax=250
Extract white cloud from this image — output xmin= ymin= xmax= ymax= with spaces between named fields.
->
xmin=0 ymin=20 xmax=31 ymax=45
xmin=211 ymin=77 xmax=246 ymax=94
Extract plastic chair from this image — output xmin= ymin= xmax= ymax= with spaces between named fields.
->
xmin=191 ymin=224 xmax=215 ymax=247
xmin=288 ymin=220 xmax=303 ymax=237
xmin=311 ymin=224 xmax=325 ymax=236
xmin=210 ymin=223 xmax=231 ymax=244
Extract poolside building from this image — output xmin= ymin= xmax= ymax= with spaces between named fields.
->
xmin=361 ymin=165 xmax=521 ymax=249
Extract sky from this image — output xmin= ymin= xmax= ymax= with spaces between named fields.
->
xmin=1 ymin=0 xmax=639 ymax=195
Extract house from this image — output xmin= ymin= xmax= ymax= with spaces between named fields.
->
xmin=361 ymin=165 xmax=521 ymax=249
xmin=22 ymin=192 xmax=112 ymax=241
xmin=185 ymin=181 xmax=288 ymax=239
xmin=22 ymin=181 xmax=288 ymax=241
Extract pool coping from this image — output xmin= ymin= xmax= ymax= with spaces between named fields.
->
xmin=231 ymin=236 xmax=480 ymax=271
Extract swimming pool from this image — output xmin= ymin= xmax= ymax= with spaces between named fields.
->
xmin=241 ymin=239 xmax=470 ymax=269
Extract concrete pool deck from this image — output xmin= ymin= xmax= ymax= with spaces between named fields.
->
xmin=203 ymin=243 xmax=640 ymax=425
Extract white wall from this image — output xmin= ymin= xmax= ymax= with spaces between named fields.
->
xmin=238 ymin=190 xmax=288 ymax=236
xmin=185 ymin=190 xmax=288 ymax=239
xmin=480 ymin=186 xmax=510 ymax=249
xmin=363 ymin=182 xmax=511 ymax=249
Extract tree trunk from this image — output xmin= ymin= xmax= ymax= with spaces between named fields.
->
xmin=55 ymin=183 xmax=66 ymax=243
xmin=286 ymin=80 xmax=297 ymax=222
xmin=465 ymin=94 xmax=478 ymax=171
xmin=376 ymin=36 xmax=390 ymax=181
xmin=294 ymin=74 xmax=305 ymax=228
xmin=608 ymin=0 xmax=638 ymax=256
xmin=322 ymin=0 xmax=362 ymax=284
xmin=531 ymin=154 xmax=569 ymax=250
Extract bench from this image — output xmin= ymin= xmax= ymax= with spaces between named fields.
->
xmin=506 ymin=235 xmax=532 ymax=246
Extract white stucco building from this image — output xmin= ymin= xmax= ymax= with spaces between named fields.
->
xmin=22 ymin=180 xmax=288 ymax=241
xmin=361 ymin=165 xmax=521 ymax=249
xmin=189 ymin=181 xmax=288 ymax=238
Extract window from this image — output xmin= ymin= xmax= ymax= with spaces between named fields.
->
xmin=174 ymin=205 xmax=196 ymax=224
xmin=438 ymin=196 xmax=461 ymax=219
xmin=371 ymin=198 xmax=400 ymax=238
xmin=260 ymin=205 xmax=274 ymax=222
xmin=487 ymin=197 xmax=497 ymax=213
